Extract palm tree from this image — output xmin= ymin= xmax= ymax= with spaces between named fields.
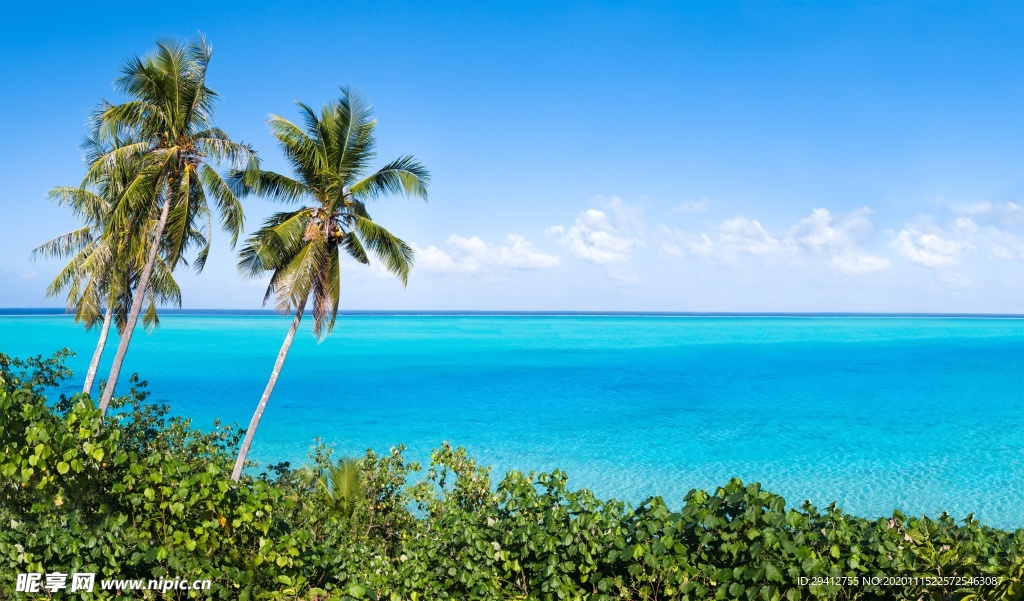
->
xmin=33 ymin=134 xmax=182 ymax=396
xmin=317 ymin=457 xmax=364 ymax=522
xmin=88 ymin=35 xmax=257 ymax=414
xmin=228 ymin=88 xmax=429 ymax=481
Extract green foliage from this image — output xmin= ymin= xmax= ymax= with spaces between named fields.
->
xmin=0 ymin=349 xmax=75 ymax=394
xmin=1 ymin=352 xmax=1021 ymax=600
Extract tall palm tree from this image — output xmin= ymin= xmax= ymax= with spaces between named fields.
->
xmin=228 ymin=88 xmax=429 ymax=481
xmin=33 ymin=134 xmax=182 ymax=396
xmin=89 ymin=35 xmax=257 ymax=414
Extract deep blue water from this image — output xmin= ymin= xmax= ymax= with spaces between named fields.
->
xmin=1 ymin=314 xmax=1022 ymax=528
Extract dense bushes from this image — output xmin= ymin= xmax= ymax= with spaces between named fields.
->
xmin=1 ymin=351 xmax=1022 ymax=600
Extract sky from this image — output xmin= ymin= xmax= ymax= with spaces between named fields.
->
xmin=1 ymin=1 xmax=1021 ymax=312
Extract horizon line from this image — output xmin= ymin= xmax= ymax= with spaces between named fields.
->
xmin=2 ymin=308 xmax=1022 ymax=319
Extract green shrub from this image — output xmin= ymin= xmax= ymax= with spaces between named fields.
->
xmin=1 ymin=350 xmax=1021 ymax=600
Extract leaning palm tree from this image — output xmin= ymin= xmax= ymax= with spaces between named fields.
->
xmin=88 ymin=35 xmax=257 ymax=414
xmin=33 ymin=134 xmax=182 ymax=396
xmin=228 ymin=88 xmax=429 ymax=481
xmin=33 ymin=204 xmax=183 ymax=398
xmin=33 ymin=187 xmax=119 ymax=396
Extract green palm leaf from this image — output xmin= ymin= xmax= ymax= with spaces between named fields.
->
xmin=353 ymin=216 xmax=414 ymax=285
xmin=349 ymin=156 xmax=430 ymax=201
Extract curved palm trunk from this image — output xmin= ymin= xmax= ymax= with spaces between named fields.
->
xmin=231 ymin=301 xmax=307 ymax=482
xmin=98 ymin=194 xmax=173 ymax=414
xmin=83 ymin=307 xmax=113 ymax=396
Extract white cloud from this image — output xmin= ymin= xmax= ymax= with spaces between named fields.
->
xmin=889 ymin=208 xmax=1024 ymax=287
xmin=547 ymin=197 xmax=644 ymax=266
xmin=717 ymin=215 xmax=792 ymax=257
xmin=829 ymin=252 xmax=891 ymax=274
xmin=605 ymin=267 xmax=642 ymax=285
xmin=0 ymin=267 xmax=39 ymax=282
xmin=415 ymin=234 xmax=559 ymax=277
xmin=937 ymin=201 xmax=1024 ymax=261
xmin=660 ymin=229 xmax=713 ymax=258
xmin=673 ymin=198 xmax=710 ymax=213
xmin=936 ymin=271 xmax=972 ymax=288
xmin=952 ymin=201 xmax=1024 ymax=229
xmin=892 ymin=226 xmax=973 ymax=268
xmin=986 ymin=229 xmax=1024 ymax=260
xmin=791 ymin=208 xmax=872 ymax=254
xmin=662 ymin=207 xmax=888 ymax=274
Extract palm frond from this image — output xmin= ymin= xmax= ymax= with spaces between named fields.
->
xmin=162 ymin=163 xmax=197 ymax=268
xmin=81 ymin=141 xmax=152 ymax=188
xmin=311 ymin=243 xmax=340 ymax=339
xmin=46 ymin=187 xmax=110 ymax=225
xmin=199 ymin=164 xmax=244 ymax=246
xmin=318 ymin=457 xmax=363 ymax=520
xmin=108 ymin=148 xmax=175 ymax=231
xmin=353 ymin=216 xmax=414 ymax=285
xmin=349 ymin=156 xmax=430 ymax=201
xmin=141 ymin=291 xmax=160 ymax=331
xmin=71 ymin=278 xmax=105 ymax=329
xmin=197 ymin=136 xmax=256 ymax=171
xmin=332 ymin=87 xmax=377 ymax=182
xmin=271 ymin=233 xmax=328 ymax=316
xmin=268 ymin=113 xmax=327 ymax=185
xmin=31 ymin=227 xmax=94 ymax=261
xmin=237 ymin=209 xmax=311 ymax=278
xmin=227 ymin=168 xmax=307 ymax=205
xmin=146 ymin=253 xmax=183 ymax=308
xmin=341 ymin=230 xmax=369 ymax=265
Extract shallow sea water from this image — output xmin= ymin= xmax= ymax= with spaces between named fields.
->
xmin=2 ymin=314 xmax=1022 ymax=528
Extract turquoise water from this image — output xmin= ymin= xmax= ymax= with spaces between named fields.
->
xmin=2 ymin=314 xmax=1023 ymax=529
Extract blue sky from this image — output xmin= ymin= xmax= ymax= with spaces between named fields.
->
xmin=1 ymin=1 xmax=1021 ymax=312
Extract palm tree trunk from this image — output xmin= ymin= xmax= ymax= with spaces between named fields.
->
xmin=231 ymin=301 xmax=307 ymax=482
xmin=97 ymin=194 xmax=173 ymax=415
xmin=83 ymin=307 xmax=113 ymax=396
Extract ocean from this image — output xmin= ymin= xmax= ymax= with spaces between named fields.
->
xmin=1 ymin=312 xmax=1022 ymax=529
